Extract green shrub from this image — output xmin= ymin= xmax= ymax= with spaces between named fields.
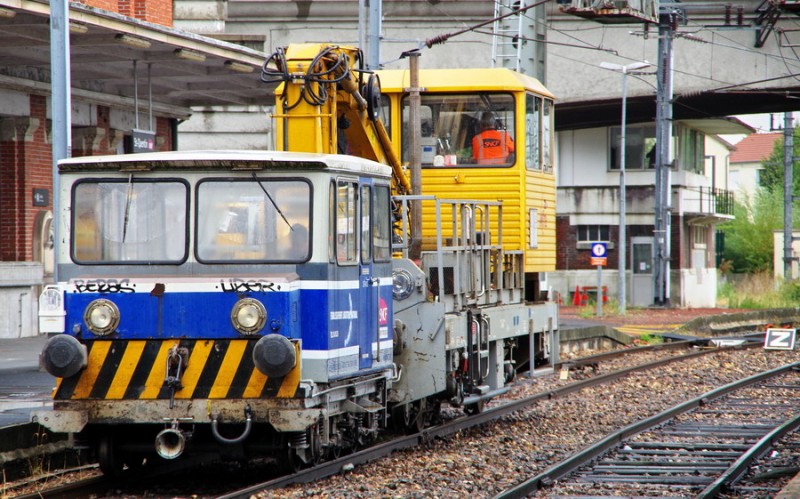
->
xmin=638 ymin=333 xmax=663 ymax=345
xmin=719 ymin=273 xmax=800 ymax=309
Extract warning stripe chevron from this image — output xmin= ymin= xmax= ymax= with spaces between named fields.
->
xmin=54 ymin=339 xmax=300 ymax=401
xmin=614 ymin=324 xmax=683 ymax=336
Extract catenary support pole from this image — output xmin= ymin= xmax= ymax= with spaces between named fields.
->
xmin=784 ymin=112 xmax=794 ymax=280
xmin=654 ymin=10 xmax=674 ymax=306
xmin=50 ymin=0 xmax=72 ymax=283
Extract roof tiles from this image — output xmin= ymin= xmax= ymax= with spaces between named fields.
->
xmin=730 ymin=132 xmax=782 ymax=163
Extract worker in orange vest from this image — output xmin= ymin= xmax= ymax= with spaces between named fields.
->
xmin=472 ymin=111 xmax=514 ymax=164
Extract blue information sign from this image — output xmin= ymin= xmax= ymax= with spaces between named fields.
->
xmin=590 ymin=242 xmax=607 ymax=266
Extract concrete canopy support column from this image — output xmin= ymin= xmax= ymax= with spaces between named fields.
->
xmin=71 ymin=127 xmax=107 ymax=157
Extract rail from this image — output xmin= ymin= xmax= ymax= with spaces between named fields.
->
xmin=496 ymin=359 xmax=800 ymax=498
xmin=217 ymin=342 xmax=757 ymax=499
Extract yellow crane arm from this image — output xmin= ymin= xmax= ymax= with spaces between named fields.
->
xmin=263 ymin=43 xmax=410 ymax=195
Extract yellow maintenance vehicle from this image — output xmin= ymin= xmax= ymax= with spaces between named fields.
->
xmin=265 ymin=43 xmax=560 ymax=422
xmin=265 ymin=43 xmax=557 ymax=301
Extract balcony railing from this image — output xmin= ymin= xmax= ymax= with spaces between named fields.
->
xmin=686 ymin=186 xmax=735 ymax=217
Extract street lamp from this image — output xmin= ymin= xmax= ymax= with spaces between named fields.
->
xmin=599 ymin=61 xmax=652 ymax=315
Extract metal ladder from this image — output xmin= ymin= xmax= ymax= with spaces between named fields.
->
xmin=491 ymin=0 xmax=525 ymax=72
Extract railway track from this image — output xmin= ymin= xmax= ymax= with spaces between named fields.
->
xmin=497 ymin=361 xmax=800 ymax=498
xmin=9 ymin=338 xmax=780 ymax=498
xmin=217 ymin=342 xmax=759 ymax=499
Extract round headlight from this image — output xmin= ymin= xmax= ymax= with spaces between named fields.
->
xmin=231 ymin=298 xmax=267 ymax=335
xmin=83 ymin=299 xmax=120 ymax=336
xmin=393 ymin=268 xmax=414 ymax=301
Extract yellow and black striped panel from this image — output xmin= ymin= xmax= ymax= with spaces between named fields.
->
xmin=53 ymin=339 xmax=301 ymax=401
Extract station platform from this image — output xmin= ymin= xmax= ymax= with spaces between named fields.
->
xmin=0 ymin=334 xmax=47 ymax=376
xmin=0 ymin=335 xmax=53 ymax=427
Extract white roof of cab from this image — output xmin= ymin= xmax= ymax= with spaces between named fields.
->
xmin=58 ymin=150 xmax=393 ymax=178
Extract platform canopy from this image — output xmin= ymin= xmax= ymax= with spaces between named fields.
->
xmin=0 ymin=1 xmax=274 ymax=118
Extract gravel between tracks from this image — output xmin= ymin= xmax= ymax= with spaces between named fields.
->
xmin=264 ymin=348 xmax=798 ymax=499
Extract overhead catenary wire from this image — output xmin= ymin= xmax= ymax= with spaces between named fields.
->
xmin=382 ymin=0 xmax=780 ymax=93
xmin=423 ymin=0 xmax=549 ymax=48
xmin=381 ymin=0 xmax=800 ymax=108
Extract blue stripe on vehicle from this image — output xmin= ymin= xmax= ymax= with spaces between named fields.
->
xmin=63 ymin=283 xmax=393 ymax=366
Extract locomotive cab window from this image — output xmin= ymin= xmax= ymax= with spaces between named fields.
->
xmin=525 ymin=94 xmax=541 ymax=171
xmin=360 ymin=185 xmax=372 ymax=262
xmin=335 ymin=180 xmax=358 ymax=264
xmin=401 ymin=93 xmax=516 ymax=167
xmin=72 ymin=179 xmax=188 ymax=264
xmin=373 ymin=185 xmax=392 ymax=262
xmin=196 ymin=178 xmax=311 ymax=262
xmin=332 ymin=179 xmax=391 ymax=265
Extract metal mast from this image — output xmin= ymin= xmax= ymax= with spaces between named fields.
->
xmin=491 ymin=0 xmax=546 ymax=83
xmin=359 ymin=0 xmax=382 ymax=69
xmin=783 ymin=113 xmax=795 ymax=280
xmin=50 ymin=0 xmax=72 ymax=283
xmin=654 ymin=9 xmax=676 ymax=306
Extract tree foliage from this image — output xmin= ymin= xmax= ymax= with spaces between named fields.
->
xmin=759 ymin=129 xmax=800 ymax=193
xmin=720 ymin=188 xmax=784 ymax=273
xmin=721 ymin=129 xmax=800 ymax=274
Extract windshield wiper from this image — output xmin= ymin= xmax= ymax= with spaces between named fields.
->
xmin=122 ymin=174 xmax=133 ymax=243
xmin=251 ymin=172 xmax=293 ymax=230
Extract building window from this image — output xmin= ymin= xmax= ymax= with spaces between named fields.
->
xmin=609 ymin=125 xmax=656 ymax=170
xmin=577 ymin=225 xmax=609 ymax=242
xmin=690 ymin=225 xmax=707 ymax=270
xmin=691 ymin=225 xmax=707 ymax=248
xmin=676 ymin=125 xmax=705 ymax=174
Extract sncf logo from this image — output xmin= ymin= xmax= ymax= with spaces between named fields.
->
xmin=378 ymin=297 xmax=389 ymax=325
xmin=481 ymin=138 xmax=502 ymax=147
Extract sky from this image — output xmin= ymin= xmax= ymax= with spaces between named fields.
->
xmin=720 ymin=113 xmax=795 ymax=145
xmin=737 ymin=113 xmax=795 ymax=134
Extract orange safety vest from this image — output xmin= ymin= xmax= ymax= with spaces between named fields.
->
xmin=472 ymin=129 xmax=514 ymax=164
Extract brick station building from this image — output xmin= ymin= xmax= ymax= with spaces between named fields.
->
xmin=0 ymin=0 xmax=267 ymax=338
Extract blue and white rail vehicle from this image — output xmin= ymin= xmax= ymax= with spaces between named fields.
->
xmin=35 ymin=44 xmax=560 ymax=475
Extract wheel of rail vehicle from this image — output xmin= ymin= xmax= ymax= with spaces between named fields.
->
xmin=97 ymin=433 xmax=146 ymax=476
xmin=310 ymin=424 xmax=323 ymax=465
xmin=97 ymin=434 xmax=124 ymax=476
xmin=504 ymin=363 xmax=516 ymax=383
xmin=394 ymin=399 xmax=426 ymax=433
xmin=281 ymin=437 xmax=304 ymax=473
xmin=464 ymin=399 xmax=485 ymax=415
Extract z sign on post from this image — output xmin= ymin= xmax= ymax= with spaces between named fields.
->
xmin=764 ymin=328 xmax=796 ymax=350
